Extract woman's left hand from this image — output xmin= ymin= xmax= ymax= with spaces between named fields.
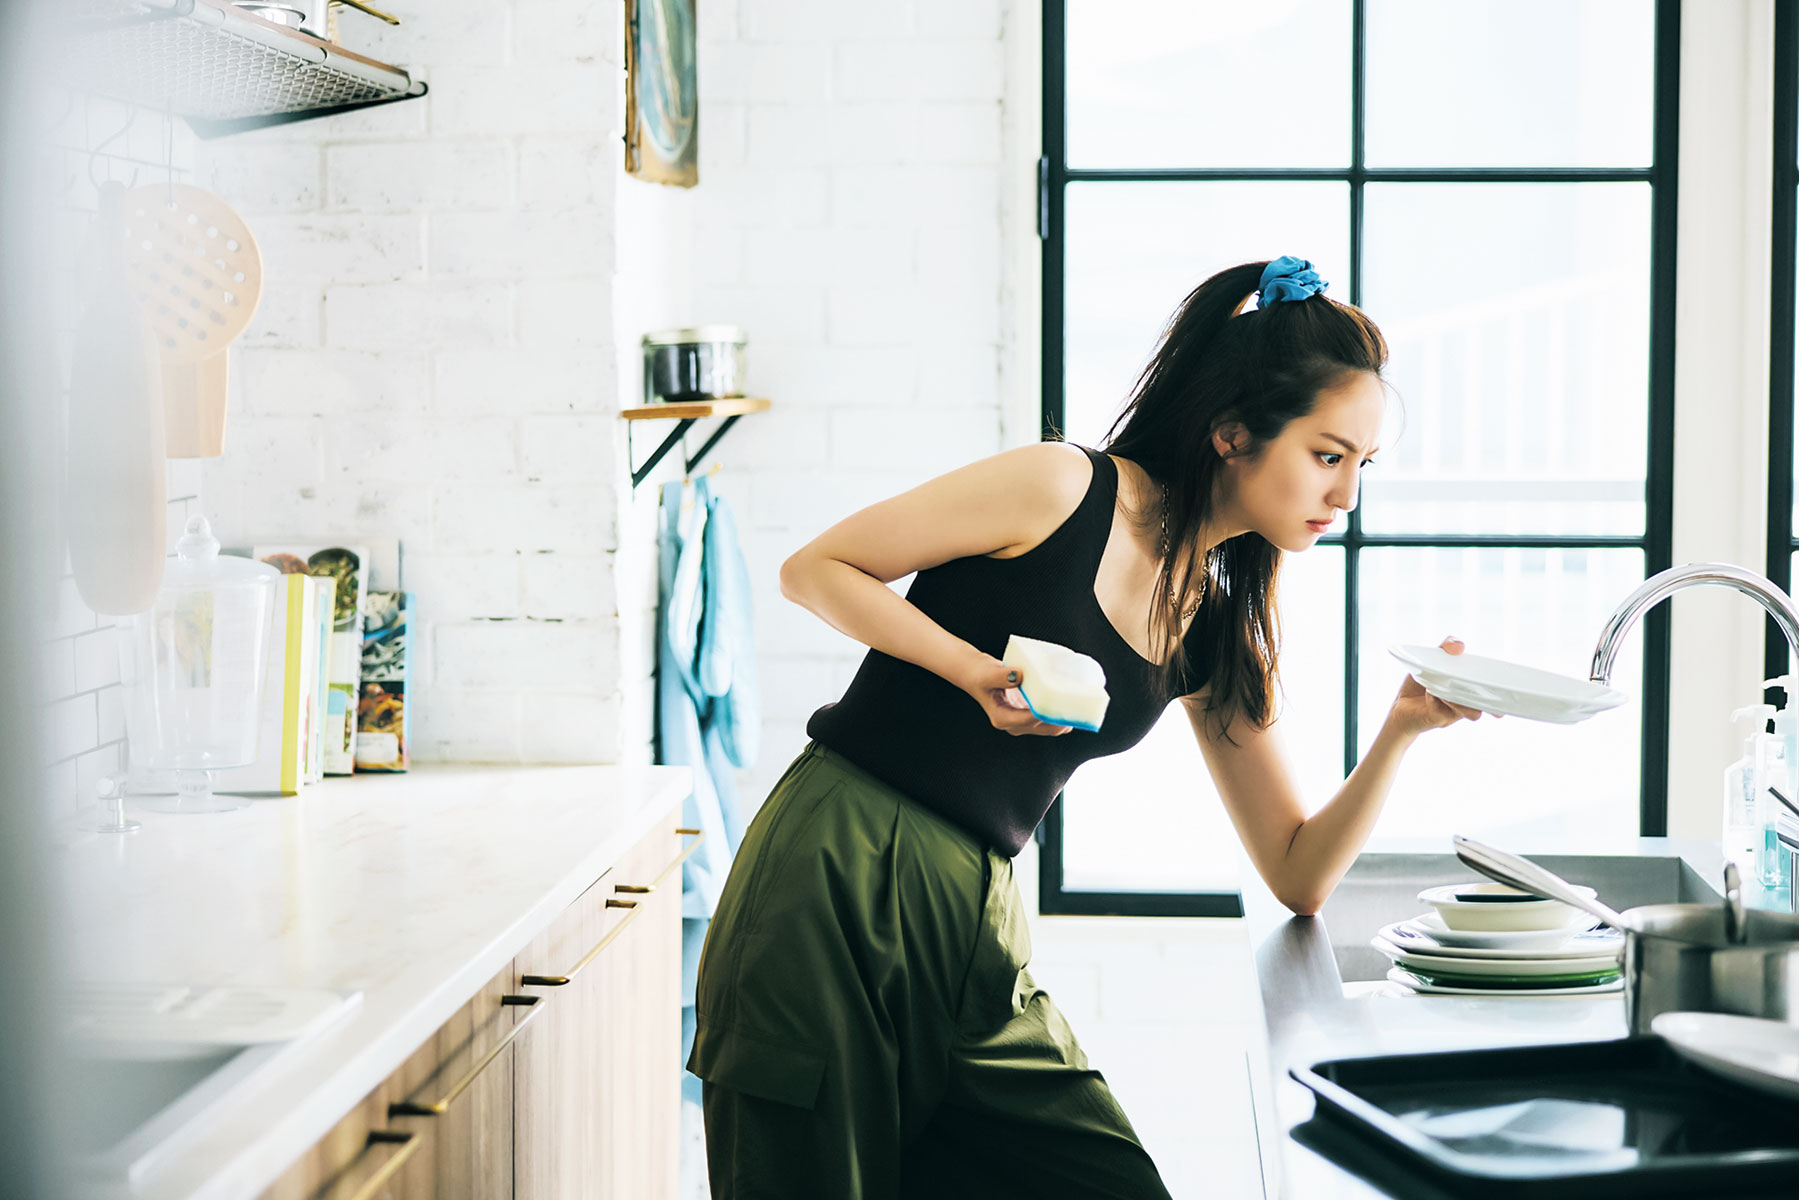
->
xmin=1387 ymin=636 xmax=1497 ymax=738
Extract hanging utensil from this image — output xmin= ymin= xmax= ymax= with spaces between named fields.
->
xmin=118 ymin=182 xmax=263 ymax=458
xmin=67 ymin=181 xmax=168 ymax=615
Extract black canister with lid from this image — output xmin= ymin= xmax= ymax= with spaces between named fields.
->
xmin=642 ymin=326 xmax=747 ymax=404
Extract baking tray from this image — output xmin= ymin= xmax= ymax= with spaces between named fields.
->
xmin=1290 ymin=1036 xmax=1798 ymax=1197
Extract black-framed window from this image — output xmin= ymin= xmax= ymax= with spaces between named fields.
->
xmin=1038 ymin=0 xmax=1680 ymax=917
xmin=1768 ymin=0 xmax=1797 ymax=694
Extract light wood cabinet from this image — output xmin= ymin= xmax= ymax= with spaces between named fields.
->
xmin=514 ymin=816 xmax=685 ymax=1200
xmin=256 ymin=804 xmax=691 ymax=1200
xmin=259 ymin=960 xmax=525 ymax=1200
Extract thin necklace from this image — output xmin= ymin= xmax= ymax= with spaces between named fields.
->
xmin=1159 ymin=478 xmax=1200 ymax=621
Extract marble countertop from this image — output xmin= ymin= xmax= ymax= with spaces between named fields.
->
xmin=1236 ymin=833 xmax=1791 ymax=1200
xmin=55 ymin=762 xmax=693 ymax=1200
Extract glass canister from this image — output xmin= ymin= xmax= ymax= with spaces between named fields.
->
xmin=641 ymin=325 xmax=748 ymax=404
xmin=118 ymin=516 xmax=279 ymax=813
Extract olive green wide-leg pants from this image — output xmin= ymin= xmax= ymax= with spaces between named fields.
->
xmin=686 ymin=740 xmax=1173 ymax=1200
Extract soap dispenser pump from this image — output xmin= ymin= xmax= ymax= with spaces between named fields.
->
xmin=1724 ymin=704 xmax=1778 ymax=871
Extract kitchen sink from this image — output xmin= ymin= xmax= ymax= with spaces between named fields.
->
xmin=67 ymin=1039 xmax=285 ymax=1195
xmin=1318 ymin=853 xmax=1719 ymax=983
xmin=62 ymin=984 xmax=362 ymax=1195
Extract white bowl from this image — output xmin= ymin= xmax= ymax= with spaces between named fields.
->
xmin=1416 ymin=881 xmax=1597 ymax=931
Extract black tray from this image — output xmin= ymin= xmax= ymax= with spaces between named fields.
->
xmin=1290 ymin=1036 xmax=1798 ymax=1197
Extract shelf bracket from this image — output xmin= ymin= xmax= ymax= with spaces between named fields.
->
xmin=629 ymin=418 xmax=700 ymax=489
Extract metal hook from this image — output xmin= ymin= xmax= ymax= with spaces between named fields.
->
xmin=87 ymin=100 xmax=139 ymax=194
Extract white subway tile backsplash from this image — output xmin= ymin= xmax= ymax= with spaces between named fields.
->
xmin=42 ymin=638 xmax=76 ymax=699
xmin=72 ymin=631 xmax=119 ymax=694
xmin=46 ymin=694 xmax=97 ymax=766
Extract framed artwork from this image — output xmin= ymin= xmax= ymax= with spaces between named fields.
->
xmin=624 ymin=0 xmax=698 ymax=187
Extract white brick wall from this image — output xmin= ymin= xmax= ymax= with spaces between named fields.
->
xmin=42 ymin=1 xmax=1023 ymax=786
xmin=40 ymin=101 xmax=201 ymax=822
xmin=194 ymin=0 xmax=639 ymax=766
xmin=684 ymin=0 xmax=1020 ymax=807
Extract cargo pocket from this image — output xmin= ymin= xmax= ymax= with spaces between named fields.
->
xmin=688 ymin=1019 xmax=828 ymax=1110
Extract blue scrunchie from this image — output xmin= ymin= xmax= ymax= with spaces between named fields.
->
xmin=1258 ymin=256 xmax=1329 ymax=307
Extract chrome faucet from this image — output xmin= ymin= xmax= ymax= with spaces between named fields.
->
xmin=1590 ymin=563 xmax=1800 ymax=684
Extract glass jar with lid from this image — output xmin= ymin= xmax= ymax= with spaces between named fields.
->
xmin=118 ymin=516 xmax=279 ymax=813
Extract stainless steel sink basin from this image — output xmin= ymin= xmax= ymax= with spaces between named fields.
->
xmin=1319 ymin=853 xmax=1720 ymax=983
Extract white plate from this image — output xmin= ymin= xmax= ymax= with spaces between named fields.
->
xmin=1398 ymin=911 xmax=1606 ymax=952
xmin=1387 ymin=966 xmax=1624 ymax=997
xmin=1651 ymin=1011 xmax=1800 ymax=1098
xmin=1380 ymin=916 xmax=1624 ymax=959
xmin=1389 ymin=644 xmax=1627 ymax=724
xmin=1371 ymin=937 xmax=1622 ymax=977
xmin=1417 ymin=881 xmax=1595 ymax=932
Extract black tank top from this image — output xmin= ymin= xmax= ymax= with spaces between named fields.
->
xmin=805 ymin=446 xmax=1215 ymax=856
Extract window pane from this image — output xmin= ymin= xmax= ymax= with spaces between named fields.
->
xmin=1063 ymin=546 xmax=1346 ymax=893
xmin=1063 ymin=182 xmax=1348 ymax=448
xmin=1066 ymin=0 xmax=1351 ymax=170
xmin=1359 ymin=183 xmax=1651 ymax=536
xmin=1365 ymin=0 xmax=1654 ymax=168
xmin=1356 ymin=547 xmax=1644 ymax=845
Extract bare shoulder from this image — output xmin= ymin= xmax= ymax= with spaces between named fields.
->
xmin=1004 ymin=440 xmax=1093 ymax=504
xmin=784 ymin=440 xmax=1101 ymax=585
xmin=983 ymin=441 xmax=1095 ymax=558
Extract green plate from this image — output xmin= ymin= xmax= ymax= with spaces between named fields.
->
xmin=1404 ymin=965 xmax=1622 ymax=989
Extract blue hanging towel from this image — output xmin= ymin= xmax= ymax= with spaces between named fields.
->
xmin=656 ymin=475 xmax=757 ymax=1114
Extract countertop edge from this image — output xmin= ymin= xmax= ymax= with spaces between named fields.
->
xmin=1235 ymin=836 xmax=1741 ymax=1200
xmin=127 ymin=764 xmax=695 ymax=1200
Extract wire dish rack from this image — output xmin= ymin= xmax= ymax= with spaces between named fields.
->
xmin=63 ymin=0 xmax=426 ymax=136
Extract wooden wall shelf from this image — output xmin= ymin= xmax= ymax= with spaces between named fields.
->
xmin=621 ymin=397 xmax=771 ymax=488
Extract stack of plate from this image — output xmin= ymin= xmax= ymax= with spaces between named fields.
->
xmin=1373 ymin=912 xmax=1626 ymax=996
xmin=1387 ymin=643 xmax=1627 ymax=724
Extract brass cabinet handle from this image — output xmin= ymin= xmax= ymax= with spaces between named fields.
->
xmin=520 ymin=902 xmax=646 ymax=987
xmin=614 ymin=883 xmax=655 ymax=893
xmin=518 ymin=825 xmax=705 ymax=988
xmin=655 ymin=827 xmax=705 ymax=887
xmin=332 ymin=1129 xmax=419 ymax=1200
xmin=387 ymin=995 xmax=544 ymax=1118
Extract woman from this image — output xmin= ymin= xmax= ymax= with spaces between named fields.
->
xmin=686 ymin=258 xmax=1486 ymax=1198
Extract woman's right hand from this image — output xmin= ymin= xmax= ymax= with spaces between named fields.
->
xmin=960 ymin=656 xmax=1074 ymax=737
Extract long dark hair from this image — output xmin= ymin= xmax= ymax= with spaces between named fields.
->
xmin=1097 ymin=260 xmax=1390 ymax=740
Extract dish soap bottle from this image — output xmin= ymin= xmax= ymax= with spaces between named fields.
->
xmin=1758 ymin=675 xmax=1798 ymax=891
xmin=1723 ymin=703 xmax=1777 ymax=871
